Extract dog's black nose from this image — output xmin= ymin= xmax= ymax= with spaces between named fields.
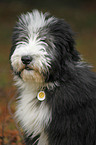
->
xmin=21 ymin=55 xmax=32 ymax=65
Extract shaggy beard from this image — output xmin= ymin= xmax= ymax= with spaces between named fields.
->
xmin=21 ymin=69 xmax=45 ymax=84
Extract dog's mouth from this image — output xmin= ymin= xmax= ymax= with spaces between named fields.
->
xmin=13 ymin=64 xmax=45 ymax=83
xmin=20 ymin=66 xmax=34 ymax=74
xmin=15 ymin=65 xmax=44 ymax=83
xmin=24 ymin=66 xmax=33 ymax=71
xmin=14 ymin=66 xmax=34 ymax=77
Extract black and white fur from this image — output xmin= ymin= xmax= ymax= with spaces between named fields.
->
xmin=10 ymin=10 xmax=96 ymax=145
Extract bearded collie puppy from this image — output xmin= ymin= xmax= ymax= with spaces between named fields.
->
xmin=10 ymin=10 xmax=96 ymax=145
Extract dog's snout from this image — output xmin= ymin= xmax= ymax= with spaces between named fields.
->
xmin=21 ymin=55 xmax=32 ymax=65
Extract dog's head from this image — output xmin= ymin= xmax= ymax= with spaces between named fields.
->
xmin=10 ymin=10 xmax=80 ymax=85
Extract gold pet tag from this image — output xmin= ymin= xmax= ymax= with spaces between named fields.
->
xmin=37 ymin=91 xmax=45 ymax=101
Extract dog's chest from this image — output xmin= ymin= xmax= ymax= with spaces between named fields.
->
xmin=15 ymin=90 xmax=51 ymax=137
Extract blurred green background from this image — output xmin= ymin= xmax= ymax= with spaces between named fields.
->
xmin=0 ymin=0 xmax=96 ymax=89
xmin=0 ymin=0 xmax=96 ymax=144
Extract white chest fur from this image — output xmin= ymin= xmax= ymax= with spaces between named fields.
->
xmin=15 ymin=84 xmax=52 ymax=138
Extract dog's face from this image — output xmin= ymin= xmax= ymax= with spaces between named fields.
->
xmin=10 ymin=10 xmax=80 ymax=84
xmin=10 ymin=33 xmax=51 ymax=83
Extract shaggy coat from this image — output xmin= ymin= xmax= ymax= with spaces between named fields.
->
xmin=10 ymin=10 xmax=96 ymax=145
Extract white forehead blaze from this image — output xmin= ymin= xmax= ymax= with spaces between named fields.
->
xmin=15 ymin=10 xmax=54 ymax=41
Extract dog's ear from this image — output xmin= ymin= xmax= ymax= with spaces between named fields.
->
xmin=49 ymin=18 xmax=80 ymax=63
xmin=45 ymin=19 xmax=81 ymax=82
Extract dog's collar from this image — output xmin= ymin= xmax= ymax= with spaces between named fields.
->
xmin=37 ymin=91 xmax=46 ymax=101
